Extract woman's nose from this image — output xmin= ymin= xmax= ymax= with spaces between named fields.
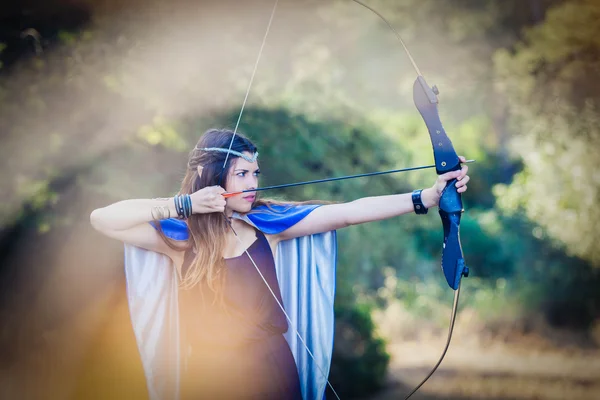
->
xmin=246 ymin=176 xmax=258 ymax=189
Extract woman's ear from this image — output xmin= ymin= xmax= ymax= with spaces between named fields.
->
xmin=197 ymin=165 xmax=203 ymax=178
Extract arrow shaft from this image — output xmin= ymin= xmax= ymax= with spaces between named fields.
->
xmin=222 ymin=160 xmax=474 ymax=198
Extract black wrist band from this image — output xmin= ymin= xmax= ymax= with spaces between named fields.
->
xmin=412 ymin=189 xmax=428 ymax=215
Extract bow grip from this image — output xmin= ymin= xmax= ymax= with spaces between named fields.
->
xmin=439 ymin=181 xmax=468 ymax=290
xmin=439 ymin=178 xmax=463 ymax=214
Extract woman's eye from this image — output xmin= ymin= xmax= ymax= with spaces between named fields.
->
xmin=235 ymin=171 xmax=259 ymax=177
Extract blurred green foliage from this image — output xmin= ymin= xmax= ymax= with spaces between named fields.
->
xmin=494 ymin=0 xmax=600 ymax=266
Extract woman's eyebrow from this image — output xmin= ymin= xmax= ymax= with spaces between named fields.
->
xmin=234 ymin=168 xmax=260 ymax=172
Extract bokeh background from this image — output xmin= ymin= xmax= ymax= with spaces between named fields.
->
xmin=1 ymin=0 xmax=599 ymax=399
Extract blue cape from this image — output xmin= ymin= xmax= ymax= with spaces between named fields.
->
xmin=123 ymin=204 xmax=337 ymax=400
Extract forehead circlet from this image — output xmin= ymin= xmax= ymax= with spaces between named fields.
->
xmin=195 ymin=147 xmax=259 ymax=163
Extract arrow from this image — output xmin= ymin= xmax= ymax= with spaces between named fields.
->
xmin=222 ymin=160 xmax=475 ymax=198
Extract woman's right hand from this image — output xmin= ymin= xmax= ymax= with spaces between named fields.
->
xmin=190 ymin=186 xmax=226 ymax=214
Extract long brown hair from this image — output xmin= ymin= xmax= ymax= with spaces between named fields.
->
xmin=156 ymin=128 xmax=258 ymax=293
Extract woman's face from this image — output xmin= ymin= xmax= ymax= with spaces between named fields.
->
xmin=224 ymin=152 xmax=260 ymax=214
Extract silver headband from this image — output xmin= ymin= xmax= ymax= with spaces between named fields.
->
xmin=196 ymin=147 xmax=259 ymax=163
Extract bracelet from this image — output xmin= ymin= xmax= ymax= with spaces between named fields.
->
xmin=184 ymin=194 xmax=193 ymax=217
xmin=150 ymin=205 xmax=171 ymax=220
xmin=174 ymin=195 xmax=182 ymax=219
xmin=174 ymin=194 xmax=193 ymax=219
xmin=412 ymin=189 xmax=428 ymax=215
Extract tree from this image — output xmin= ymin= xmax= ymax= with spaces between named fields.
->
xmin=494 ymin=0 xmax=600 ymax=266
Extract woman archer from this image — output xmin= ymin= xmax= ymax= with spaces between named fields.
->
xmin=90 ymin=128 xmax=470 ymax=400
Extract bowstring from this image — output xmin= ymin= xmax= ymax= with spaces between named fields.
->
xmin=222 ymin=0 xmax=341 ymax=398
xmin=221 ymin=0 xmax=280 ymax=181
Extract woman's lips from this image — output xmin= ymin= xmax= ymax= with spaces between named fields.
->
xmin=242 ymin=194 xmax=256 ymax=202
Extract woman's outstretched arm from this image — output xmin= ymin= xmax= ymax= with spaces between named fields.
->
xmin=277 ymin=159 xmax=470 ymax=241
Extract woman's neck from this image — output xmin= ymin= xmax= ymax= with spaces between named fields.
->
xmin=229 ymin=217 xmax=248 ymax=231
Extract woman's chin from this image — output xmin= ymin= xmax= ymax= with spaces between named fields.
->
xmin=230 ymin=203 xmax=253 ymax=214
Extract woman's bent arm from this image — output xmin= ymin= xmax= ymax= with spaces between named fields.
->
xmin=90 ymin=198 xmax=177 ymax=232
xmin=90 ymin=198 xmax=179 ymax=256
xmin=90 ymin=186 xmax=226 ymax=256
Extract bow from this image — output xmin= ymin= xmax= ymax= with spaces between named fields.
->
xmin=350 ymin=1 xmax=469 ymax=398
xmin=221 ymin=0 xmax=470 ymax=399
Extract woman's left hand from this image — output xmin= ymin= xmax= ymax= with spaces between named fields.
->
xmin=423 ymin=156 xmax=470 ymax=208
